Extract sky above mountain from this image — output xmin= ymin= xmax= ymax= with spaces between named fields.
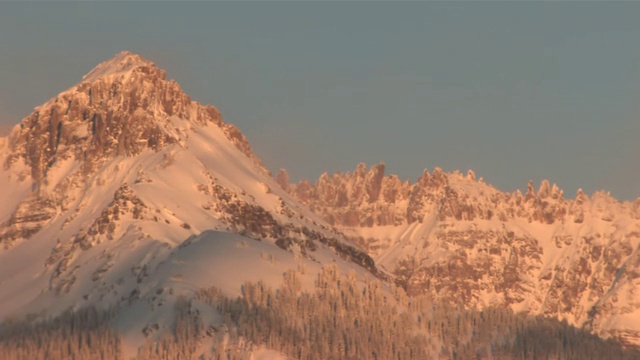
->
xmin=1 ymin=2 xmax=639 ymax=200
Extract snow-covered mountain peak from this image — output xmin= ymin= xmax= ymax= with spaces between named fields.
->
xmin=0 ymin=54 xmax=383 ymax=350
xmin=1 ymin=51 xmax=271 ymax=185
xmin=81 ymin=50 xmax=161 ymax=85
xmin=2 ymin=52 xmax=640 ymax=352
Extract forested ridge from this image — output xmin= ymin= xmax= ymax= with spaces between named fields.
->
xmin=2 ymin=265 xmax=638 ymax=359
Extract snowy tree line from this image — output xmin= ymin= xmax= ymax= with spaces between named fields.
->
xmin=0 ymin=307 xmax=120 ymax=359
xmin=191 ymin=265 xmax=640 ymax=360
xmin=2 ymin=266 xmax=639 ymax=359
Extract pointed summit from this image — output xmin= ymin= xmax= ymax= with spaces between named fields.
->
xmin=4 ymin=51 xmax=267 ymax=183
xmin=81 ymin=51 xmax=161 ymax=84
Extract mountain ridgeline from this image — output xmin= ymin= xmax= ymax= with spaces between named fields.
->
xmin=0 ymin=51 xmax=639 ymax=358
xmin=277 ymin=163 xmax=640 ymax=346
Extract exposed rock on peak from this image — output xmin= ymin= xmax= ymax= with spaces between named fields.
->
xmin=81 ymin=51 xmax=159 ymax=84
xmin=283 ymin=165 xmax=634 ymax=229
xmin=3 ymin=51 xmax=265 ymax=184
xmin=1 ymin=51 xmax=640 ymax=351
xmin=279 ymin=164 xmax=640 ymax=346
xmin=0 ymin=51 xmax=272 ymax=258
xmin=0 ymin=54 xmax=385 ymax=346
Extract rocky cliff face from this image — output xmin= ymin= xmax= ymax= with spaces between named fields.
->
xmin=280 ymin=164 xmax=640 ymax=346
xmin=0 ymin=52 xmax=376 ymax=326
xmin=0 ymin=51 xmax=271 ymax=248
xmin=2 ymin=51 xmax=639 ymax=349
xmin=279 ymin=164 xmax=588 ymax=227
xmin=3 ymin=51 xmax=263 ymax=186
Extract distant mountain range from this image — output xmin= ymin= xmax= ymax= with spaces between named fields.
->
xmin=1 ymin=51 xmax=638 ymax=358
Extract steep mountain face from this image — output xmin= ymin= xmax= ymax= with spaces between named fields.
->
xmin=1 ymin=51 xmax=639 ymax=356
xmin=280 ymin=164 xmax=640 ymax=346
xmin=0 ymin=52 xmax=375 ymax=356
xmin=1 ymin=51 xmax=272 ymax=248
xmin=3 ymin=51 xmax=261 ymax=186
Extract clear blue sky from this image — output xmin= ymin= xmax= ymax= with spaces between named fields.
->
xmin=1 ymin=2 xmax=639 ymax=200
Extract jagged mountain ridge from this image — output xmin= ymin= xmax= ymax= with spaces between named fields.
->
xmin=0 ymin=50 xmax=372 ymax=255
xmin=278 ymin=163 xmax=640 ymax=346
xmin=0 ymin=52 xmax=377 ymax=356
xmin=0 ymin=50 xmax=638 ymax=355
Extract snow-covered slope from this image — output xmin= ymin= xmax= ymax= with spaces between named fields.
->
xmin=2 ymin=51 xmax=639 ymax=354
xmin=0 ymin=51 xmax=376 ymax=357
xmin=281 ymin=163 xmax=640 ymax=346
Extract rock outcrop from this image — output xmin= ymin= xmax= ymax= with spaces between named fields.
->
xmin=3 ymin=51 xmax=264 ymax=187
xmin=281 ymin=163 xmax=640 ymax=346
